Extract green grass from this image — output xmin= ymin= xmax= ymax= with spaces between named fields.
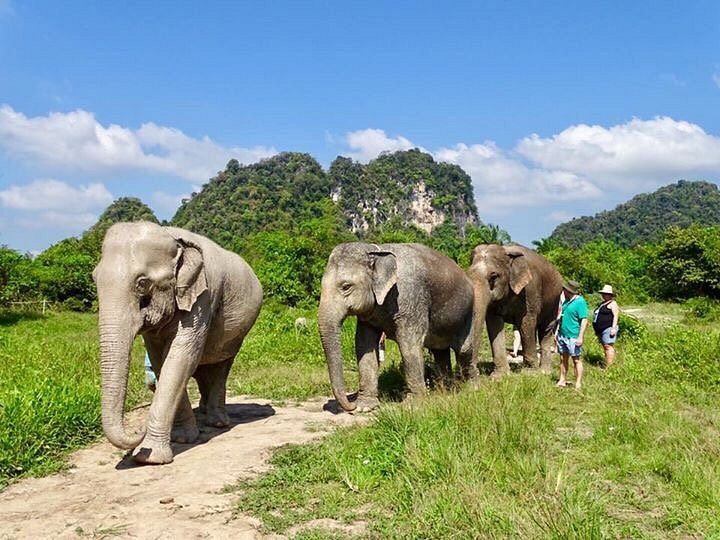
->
xmin=3 ymin=303 xmax=720 ymax=538
xmin=0 ymin=310 xmax=150 ymax=487
xmin=233 ymin=319 xmax=720 ymax=538
xmin=0 ymin=302 xmax=359 ymax=487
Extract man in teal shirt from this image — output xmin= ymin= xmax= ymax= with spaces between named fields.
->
xmin=556 ymin=279 xmax=588 ymax=390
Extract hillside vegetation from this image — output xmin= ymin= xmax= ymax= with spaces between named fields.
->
xmin=171 ymin=150 xmax=479 ymax=248
xmin=550 ymin=180 xmax=720 ymax=248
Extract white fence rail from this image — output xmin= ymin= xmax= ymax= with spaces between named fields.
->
xmin=7 ymin=299 xmax=49 ymax=314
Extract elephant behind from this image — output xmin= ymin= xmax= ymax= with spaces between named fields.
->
xmin=468 ymin=243 xmax=563 ymax=376
xmin=318 ymin=242 xmax=477 ymax=413
xmin=93 ymin=222 xmax=262 ymax=464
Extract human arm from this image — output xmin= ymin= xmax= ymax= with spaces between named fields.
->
xmin=610 ymin=301 xmax=620 ymax=336
xmin=576 ymin=318 xmax=588 ymax=346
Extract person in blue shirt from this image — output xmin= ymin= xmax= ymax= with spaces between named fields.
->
xmin=555 ymin=279 xmax=588 ymax=390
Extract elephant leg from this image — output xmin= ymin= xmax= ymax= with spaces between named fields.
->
xmin=133 ymin=308 xmax=209 ymax=464
xmin=519 ymin=316 xmax=539 ymax=369
xmin=396 ymin=327 xmax=428 ymax=399
xmin=193 ymin=358 xmax=234 ymax=427
xmin=355 ymin=322 xmax=381 ymax=413
xmin=171 ymin=389 xmax=200 ymax=443
xmin=538 ymin=321 xmax=555 ymax=374
xmin=457 ymin=346 xmax=479 ymax=382
xmin=431 ymin=348 xmax=452 ymax=388
xmin=487 ymin=314 xmax=509 ymax=378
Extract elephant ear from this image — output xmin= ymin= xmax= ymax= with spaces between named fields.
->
xmin=171 ymin=236 xmax=208 ymax=312
xmin=369 ymin=251 xmax=397 ymax=305
xmin=504 ymin=246 xmax=532 ymax=295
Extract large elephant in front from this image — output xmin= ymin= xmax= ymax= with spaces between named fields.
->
xmin=319 ymin=242 xmax=477 ymax=413
xmin=468 ymin=243 xmax=562 ymax=377
xmin=93 ymin=222 xmax=262 ymax=464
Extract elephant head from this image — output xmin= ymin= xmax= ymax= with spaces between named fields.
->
xmin=92 ymin=221 xmax=207 ymax=450
xmin=318 ymin=243 xmax=397 ymax=412
xmin=468 ymin=244 xmax=532 ymax=348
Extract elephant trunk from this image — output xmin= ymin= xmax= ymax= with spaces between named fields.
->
xmin=318 ymin=299 xmax=356 ymax=412
xmin=471 ymin=281 xmax=491 ymax=365
xmin=98 ymin=302 xmax=145 ymax=450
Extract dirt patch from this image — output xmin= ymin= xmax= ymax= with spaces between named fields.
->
xmin=0 ymin=396 xmax=364 ymax=539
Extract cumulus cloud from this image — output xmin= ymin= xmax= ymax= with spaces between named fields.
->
xmin=0 ymin=179 xmax=113 ymax=211
xmin=17 ymin=211 xmax=99 ymax=230
xmin=152 ymin=190 xmax=190 ymax=214
xmin=0 ymin=105 xmax=277 ymax=182
xmin=516 ymin=117 xmax=720 ymax=189
xmin=344 ymin=128 xmax=419 ymax=163
xmin=434 ymin=142 xmax=600 ymax=212
xmin=342 ymin=116 xmax=720 ymax=216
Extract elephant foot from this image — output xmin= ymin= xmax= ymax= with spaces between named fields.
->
xmin=204 ymin=408 xmax=230 ymax=428
xmin=490 ymin=369 xmax=509 ymax=381
xmin=132 ymin=437 xmax=174 ymax=465
xmin=351 ymin=396 xmax=379 ymax=414
xmin=171 ymin=422 xmax=200 ymax=444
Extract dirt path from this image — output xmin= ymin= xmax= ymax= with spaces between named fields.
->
xmin=0 ymin=396 xmax=362 ymax=539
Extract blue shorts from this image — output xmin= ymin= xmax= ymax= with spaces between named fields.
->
xmin=557 ymin=335 xmax=582 ymax=357
xmin=597 ymin=327 xmax=617 ymax=345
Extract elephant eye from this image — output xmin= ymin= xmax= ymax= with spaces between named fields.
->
xmin=340 ymin=282 xmax=353 ymax=292
xmin=136 ymin=277 xmax=152 ymax=293
xmin=488 ymin=272 xmax=499 ymax=289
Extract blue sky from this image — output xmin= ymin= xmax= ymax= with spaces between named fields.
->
xmin=1 ymin=0 xmax=719 ymax=252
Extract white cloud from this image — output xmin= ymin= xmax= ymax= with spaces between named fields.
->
xmin=14 ymin=211 xmax=98 ymax=231
xmin=0 ymin=105 xmax=277 ymax=182
xmin=152 ymin=190 xmax=190 ymax=214
xmin=516 ymin=117 xmax=720 ymax=189
xmin=713 ymin=72 xmax=720 ymax=89
xmin=344 ymin=128 xmax=419 ymax=163
xmin=0 ymin=179 xmax=113 ymax=211
xmin=546 ymin=210 xmax=575 ymax=222
xmin=432 ymin=142 xmax=600 ymax=212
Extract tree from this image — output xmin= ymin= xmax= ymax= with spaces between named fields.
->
xmin=648 ymin=225 xmax=720 ymax=299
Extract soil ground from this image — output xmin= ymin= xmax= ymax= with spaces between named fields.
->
xmin=0 ymin=396 xmax=362 ymax=539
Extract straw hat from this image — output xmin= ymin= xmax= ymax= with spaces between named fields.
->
xmin=562 ymin=279 xmax=580 ymax=295
xmin=598 ymin=284 xmax=614 ymax=296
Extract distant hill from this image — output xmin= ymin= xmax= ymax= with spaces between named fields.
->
xmin=171 ymin=152 xmax=332 ymax=248
xmin=329 ymin=149 xmax=478 ymax=234
xmin=549 ymin=180 xmax=720 ymax=248
xmin=81 ymin=197 xmax=159 ymax=255
xmin=171 ymin=149 xmax=480 ymax=248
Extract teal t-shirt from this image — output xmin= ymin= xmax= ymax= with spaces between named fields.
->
xmin=559 ymin=296 xmax=588 ymax=338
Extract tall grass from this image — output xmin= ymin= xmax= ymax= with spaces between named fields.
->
xmin=0 ymin=311 xmax=148 ymax=487
xmin=236 ymin=321 xmax=720 ymax=538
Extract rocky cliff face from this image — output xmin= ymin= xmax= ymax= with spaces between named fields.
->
xmin=328 ymin=150 xmax=479 ymax=235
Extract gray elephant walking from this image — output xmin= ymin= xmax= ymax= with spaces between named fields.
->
xmin=468 ymin=243 xmax=563 ymax=377
xmin=318 ymin=242 xmax=477 ymax=413
xmin=93 ymin=222 xmax=262 ymax=464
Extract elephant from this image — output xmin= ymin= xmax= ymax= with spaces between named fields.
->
xmin=93 ymin=221 xmax=263 ymax=464
xmin=468 ymin=243 xmax=563 ymax=377
xmin=318 ymin=242 xmax=477 ymax=413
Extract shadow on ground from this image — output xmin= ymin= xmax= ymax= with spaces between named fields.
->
xmin=0 ymin=311 xmax=47 ymax=326
xmin=115 ymin=402 xmax=275 ymax=469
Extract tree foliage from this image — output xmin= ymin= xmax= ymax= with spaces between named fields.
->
xmin=329 ymin=149 xmax=478 ymax=236
xmin=550 ymin=180 xmax=720 ymax=248
xmin=648 ymin=225 xmax=720 ymax=299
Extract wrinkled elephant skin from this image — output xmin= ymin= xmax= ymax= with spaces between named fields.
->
xmin=94 ymin=222 xmax=262 ymax=464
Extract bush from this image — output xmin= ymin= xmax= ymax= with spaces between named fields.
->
xmin=683 ymin=297 xmax=720 ymax=322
